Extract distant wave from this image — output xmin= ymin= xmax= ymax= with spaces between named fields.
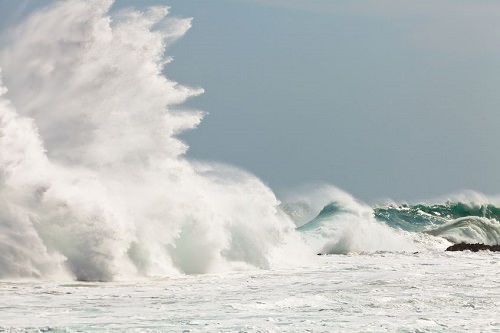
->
xmin=374 ymin=201 xmax=500 ymax=245
xmin=425 ymin=217 xmax=500 ymax=245
xmin=374 ymin=202 xmax=500 ymax=231
xmin=283 ymin=192 xmax=500 ymax=254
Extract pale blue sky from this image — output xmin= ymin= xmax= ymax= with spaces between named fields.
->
xmin=2 ymin=0 xmax=500 ymax=201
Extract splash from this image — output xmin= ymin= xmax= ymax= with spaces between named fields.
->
xmin=0 ymin=0 xmax=308 ymax=281
xmin=290 ymin=186 xmax=418 ymax=254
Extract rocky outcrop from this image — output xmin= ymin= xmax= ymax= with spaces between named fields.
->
xmin=446 ymin=243 xmax=500 ymax=252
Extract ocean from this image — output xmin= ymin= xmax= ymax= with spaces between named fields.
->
xmin=2 ymin=251 xmax=500 ymax=332
xmin=1 ymin=1 xmax=499 ymax=331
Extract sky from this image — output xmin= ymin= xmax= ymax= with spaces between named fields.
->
xmin=1 ymin=0 xmax=500 ymax=202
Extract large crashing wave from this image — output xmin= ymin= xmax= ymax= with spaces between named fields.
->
xmin=0 ymin=0 xmax=308 ymax=281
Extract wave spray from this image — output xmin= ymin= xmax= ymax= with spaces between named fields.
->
xmin=0 ymin=0 xmax=307 ymax=281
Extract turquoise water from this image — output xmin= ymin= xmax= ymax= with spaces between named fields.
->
xmin=290 ymin=198 xmax=500 ymax=254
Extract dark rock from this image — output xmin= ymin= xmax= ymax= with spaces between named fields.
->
xmin=446 ymin=243 xmax=500 ymax=252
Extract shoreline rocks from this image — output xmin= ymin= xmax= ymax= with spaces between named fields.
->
xmin=446 ymin=243 xmax=500 ymax=252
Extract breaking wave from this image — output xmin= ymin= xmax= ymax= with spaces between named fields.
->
xmin=0 ymin=0 xmax=308 ymax=281
xmin=425 ymin=217 xmax=500 ymax=245
xmin=373 ymin=199 xmax=500 ymax=245
xmin=285 ymin=186 xmax=418 ymax=255
xmin=284 ymin=188 xmax=500 ymax=253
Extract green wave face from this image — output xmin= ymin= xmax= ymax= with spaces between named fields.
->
xmin=295 ymin=200 xmax=500 ymax=233
xmin=294 ymin=199 xmax=500 ymax=248
xmin=374 ymin=202 xmax=500 ymax=232
xmin=296 ymin=202 xmax=358 ymax=232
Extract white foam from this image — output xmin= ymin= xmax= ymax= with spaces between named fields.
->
xmin=290 ymin=185 xmax=418 ymax=254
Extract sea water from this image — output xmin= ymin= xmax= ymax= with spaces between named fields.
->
xmin=2 ymin=252 xmax=500 ymax=332
xmin=1 ymin=1 xmax=500 ymax=332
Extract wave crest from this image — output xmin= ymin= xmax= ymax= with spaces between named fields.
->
xmin=426 ymin=217 xmax=500 ymax=245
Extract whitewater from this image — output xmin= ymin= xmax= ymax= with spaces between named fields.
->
xmin=1 ymin=1 xmax=500 ymax=331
